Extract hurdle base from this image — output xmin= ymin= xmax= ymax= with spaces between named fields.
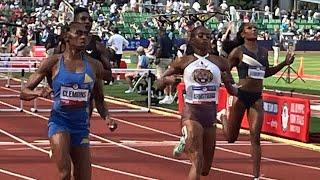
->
xmin=93 ymin=108 xmax=149 ymax=113
xmin=31 ymin=108 xmax=51 ymax=113
xmin=0 ymin=108 xmax=23 ymax=112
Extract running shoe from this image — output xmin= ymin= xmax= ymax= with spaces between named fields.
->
xmin=173 ymin=136 xmax=186 ymax=157
xmin=173 ymin=126 xmax=188 ymax=157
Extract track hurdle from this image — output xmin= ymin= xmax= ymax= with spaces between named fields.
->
xmin=0 ymin=68 xmax=36 ymax=112
xmin=31 ymin=68 xmax=157 ymax=113
xmin=0 ymin=61 xmax=40 ymax=88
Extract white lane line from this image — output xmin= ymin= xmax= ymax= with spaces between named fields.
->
xmin=0 ymin=100 xmax=276 ymax=180
xmin=4 ymin=142 xmax=287 ymax=151
xmin=0 ymin=142 xmax=15 ymax=145
xmin=0 ymin=140 xmax=277 ymax=146
xmin=0 ymin=129 xmax=49 ymax=154
xmin=0 ymin=168 xmax=36 ymax=180
xmin=90 ymin=134 xmax=276 ymax=180
xmin=0 ymin=129 xmax=157 ymax=179
xmin=6 ymin=147 xmax=51 ymax=151
xmin=2 ymin=87 xmax=318 ymax=174
xmin=110 ymin=116 xmax=320 ymax=171
xmin=1 ymin=79 xmax=319 ymax=173
xmin=0 ymin=88 xmax=318 ymax=173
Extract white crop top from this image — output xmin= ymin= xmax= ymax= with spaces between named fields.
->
xmin=183 ymin=54 xmax=221 ymax=104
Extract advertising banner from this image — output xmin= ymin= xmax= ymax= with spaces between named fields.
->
xmin=177 ymin=83 xmax=311 ymax=142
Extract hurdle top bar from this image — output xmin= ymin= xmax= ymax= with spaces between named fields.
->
xmin=111 ymin=68 xmax=156 ymax=74
xmin=0 ymin=67 xmax=37 ymax=72
xmin=0 ymin=57 xmax=44 ymax=61
xmin=0 ymin=61 xmax=41 ymax=65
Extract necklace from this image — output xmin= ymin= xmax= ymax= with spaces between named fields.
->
xmin=193 ymin=53 xmax=209 ymax=59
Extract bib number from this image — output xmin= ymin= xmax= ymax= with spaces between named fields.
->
xmin=186 ymin=85 xmax=218 ymax=104
xmin=248 ymin=66 xmax=265 ymax=79
xmin=60 ymin=85 xmax=89 ymax=108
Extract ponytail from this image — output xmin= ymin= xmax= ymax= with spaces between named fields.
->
xmin=222 ymin=23 xmax=247 ymax=55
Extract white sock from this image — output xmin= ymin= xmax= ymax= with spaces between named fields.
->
xmin=181 ymin=126 xmax=188 ymax=140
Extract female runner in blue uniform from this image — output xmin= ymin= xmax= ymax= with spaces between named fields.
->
xmin=221 ymin=23 xmax=295 ymax=179
xmin=20 ymin=22 xmax=109 ymax=180
xmin=157 ymin=26 xmax=238 ymax=179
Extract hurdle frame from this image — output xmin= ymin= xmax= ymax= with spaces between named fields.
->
xmin=0 ymin=57 xmax=42 ymax=88
xmin=31 ymin=68 xmax=157 ymax=113
xmin=0 ymin=68 xmax=37 ymax=112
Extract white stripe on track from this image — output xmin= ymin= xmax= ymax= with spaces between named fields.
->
xmin=0 ymin=128 xmax=157 ymax=180
xmin=0 ymin=100 xmax=276 ymax=180
xmin=2 ymin=86 xmax=319 ymax=172
xmin=110 ymin=116 xmax=320 ymax=171
xmin=2 ymin=86 xmax=320 ymax=175
xmin=0 ymin=168 xmax=36 ymax=180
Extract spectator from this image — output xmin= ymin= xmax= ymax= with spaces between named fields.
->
xmin=250 ymin=8 xmax=257 ymax=23
xmin=108 ymin=27 xmax=129 ymax=68
xmin=274 ymin=6 xmax=280 ymax=19
xmin=155 ymin=28 xmax=174 ymax=104
xmin=0 ymin=25 xmax=11 ymax=53
xmin=145 ymin=36 xmax=156 ymax=60
xmin=206 ymin=0 xmax=215 ymax=12
xmin=220 ymin=0 xmax=228 ymax=12
xmin=14 ymin=28 xmax=29 ymax=56
xmin=125 ymin=46 xmax=149 ymax=93
xmin=264 ymin=5 xmax=271 ymax=20
xmin=130 ymin=0 xmax=137 ymax=12
xmin=44 ymin=27 xmax=59 ymax=56
xmin=192 ymin=0 xmax=201 ymax=12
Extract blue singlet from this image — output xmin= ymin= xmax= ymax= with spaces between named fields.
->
xmin=48 ymin=55 xmax=95 ymax=147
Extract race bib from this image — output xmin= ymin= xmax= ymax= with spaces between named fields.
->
xmin=186 ymin=85 xmax=218 ymax=104
xmin=248 ymin=66 xmax=265 ymax=79
xmin=60 ymin=84 xmax=89 ymax=108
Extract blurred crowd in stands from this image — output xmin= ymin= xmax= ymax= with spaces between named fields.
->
xmin=0 ymin=0 xmax=319 ymax=56
xmin=0 ymin=0 xmax=319 ymax=104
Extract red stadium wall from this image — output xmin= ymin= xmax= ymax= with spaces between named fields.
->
xmin=177 ymin=83 xmax=311 ymax=142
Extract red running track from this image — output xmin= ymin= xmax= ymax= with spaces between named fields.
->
xmin=0 ymin=84 xmax=320 ymax=180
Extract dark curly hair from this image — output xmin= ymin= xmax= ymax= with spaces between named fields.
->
xmin=222 ymin=23 xmax=247 ymax=55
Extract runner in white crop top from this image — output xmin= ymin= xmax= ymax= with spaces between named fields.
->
xmin=157 ymin=26 xmax=238 ymax=179
xmin=183 ymin=53 xmax=221 ymax=104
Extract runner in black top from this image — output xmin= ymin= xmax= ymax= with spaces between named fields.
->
xmin=73 ymin=7 xmax=113 ymax=82
xmin=221 ymin=23 xmax=295 ymax=179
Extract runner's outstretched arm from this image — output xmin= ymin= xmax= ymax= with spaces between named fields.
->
xmin=156 ymin=57 xmax=183 ymax=90
xmin=265 ymin=52 xmax=295 ymax=77
xmin=20 ymin=57 xmax=57 ymax=101
xmin=220 ymin=57 xmax=238 ymax=96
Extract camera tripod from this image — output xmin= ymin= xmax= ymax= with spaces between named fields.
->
xmin=276 ymin=65 xmax=305 ymax=84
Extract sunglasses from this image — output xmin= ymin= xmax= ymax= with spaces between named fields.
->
xmin=79 ymin=16 xmax=93 ymax=23
xmin=197 ymin=33 xmax=211 ymax=39
xmin=71 ymin=30 xmax=90 ymax=36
